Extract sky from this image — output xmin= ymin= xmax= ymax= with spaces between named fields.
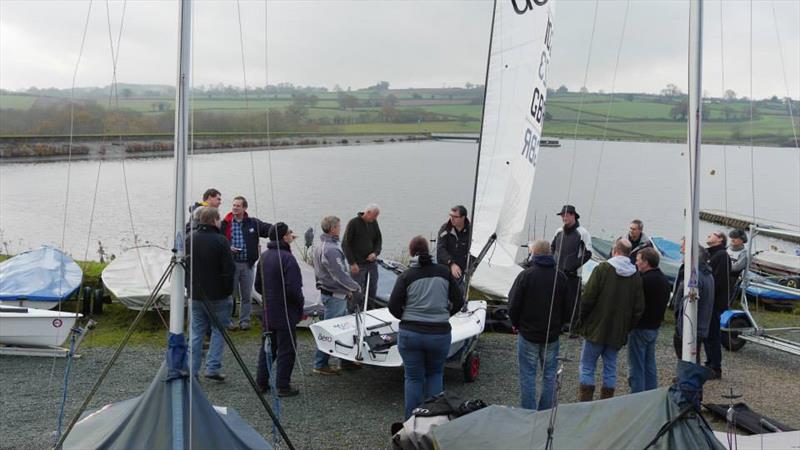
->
xmin=1 ymin=0 xmax=799 ymax=99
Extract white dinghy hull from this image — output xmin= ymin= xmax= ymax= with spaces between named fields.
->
xmin=310 ymin=301 xmax=487 ymax=368
xmin=0 ymin=306 xmax=81 ymax=347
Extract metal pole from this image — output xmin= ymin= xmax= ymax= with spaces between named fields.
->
xmin=681 ymin=0 xmax=703 ymax=362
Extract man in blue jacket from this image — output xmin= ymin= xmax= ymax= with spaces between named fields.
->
xmin=220 ymin=196 xmax=271 ymax=331
xmin=254 ymin=222 xmax=304 ymax=397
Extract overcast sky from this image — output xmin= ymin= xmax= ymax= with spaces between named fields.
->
xmin=1 ymin=0 xmax=798 ymax=99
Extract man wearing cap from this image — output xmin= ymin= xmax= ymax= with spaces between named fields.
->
xmin=254 ymin=222 xmax=304 ymax=397
xmin=312 ymin=215 xmax=362 ymax=375
xmin=551 ymin=205 xmax=593 ymax=334
xmin=342 ymin=204 xmax=383 ymax=303
xmin=220 ymin=196 xmax=271 ymax=331
xmin=727 ymin=229 xmax=749 ymax=280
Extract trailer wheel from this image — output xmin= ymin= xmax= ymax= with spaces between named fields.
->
xmin=722 ymin=316 xmax=749 ymax=352
xmin=463 ymin=351 xmax=480 ymax=383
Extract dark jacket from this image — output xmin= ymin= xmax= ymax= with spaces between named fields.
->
xmin=185 ymin=224 xmax=235 ymax=301
xmin=673 ymin=262 xmax=715 ymax=339
xmin=341 ymin=212 xmax=382 ymax=266
xmin=388 ymin=254 xmax=464 ymax=334
xmin=436 ymin=219 xmax=471 ymax=271
xmin=508 ymin=255 xmax=569 ymax=344
xmin=707 ymin=244 xmax=732 ymax=311
xmin=636 ymin=268 xmax=671 ymax=329
xmin=577 ymin=257 xmax=645 ymax=349
xmin=551 ymin=221 xmax=592 ymax=276
xmin=220 ymin=212 xmax=271 ymax=265
xmin=254 ymin=241 xmax=304 ymax=330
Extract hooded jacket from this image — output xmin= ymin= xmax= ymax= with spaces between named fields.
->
xmin=220 ymin=212 xmax=271 ymax=265
xmin=436 ymin=218 xmax=471 ymax=271
xmin=185 ymin=224 xmax=235 ymax=301
xmin=254 ymin=240 xmax=304 ymax=330
xmin=551 ymin=221 xmax=593 ymax=276
xmin=508 ymin=254 xmax=569 ymax=344
xmin=388 ymin=254 xmax=464 ymax=334
xmin=577 ymin=256 xmax=645 ymax=349
xmin=313 ymin=233 xmax=361 ymax=297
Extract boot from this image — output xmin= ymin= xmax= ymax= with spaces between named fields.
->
xmin=600 ymin=387 xmax=615 ymax=399
xmin=579 ymin=384 xmax=595 ymax=402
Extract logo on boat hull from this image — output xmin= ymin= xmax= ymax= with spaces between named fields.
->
xmin=317 ymin=333 xmax=332 ymax=343
xmin=52 ymin=319 xmax=63 ymax=328
xmin=511 ymin=0 xmax=548 ymax=15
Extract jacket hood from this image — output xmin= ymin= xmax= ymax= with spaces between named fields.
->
xmin=532 ymin=254 xmax=556 ymax=267
xmin=320 ymin=233 xmax=340 ymax=243
xmin=608 ymin=255 xmax=637 ymax=276
xmin=409 ymin=254 xmax=433 ymax=267
xmin=223 ymin=211 xmax=249 ymax=222
xmin=267 ymin=240 xmax=291 ymax=251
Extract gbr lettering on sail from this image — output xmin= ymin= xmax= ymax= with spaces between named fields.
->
xmin=517 ymin=0 xmax=553 ymax=167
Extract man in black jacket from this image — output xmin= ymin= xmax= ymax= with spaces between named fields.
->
xmin=342 ymin=204 xmax=382 ymax=303
xmin=185 ymin=206 xmax=235 ymax=382
xmin=220 ymin=196 xmax=271 ymax=331
xmin=509 ymin=240 xmax=569 ymax=410
xmin=550 ymin=205 xmax=593 ymax=334
xmin=628 ymin=247 xmax=671 ymax=393
xmin=436 ymin=205 xmax=471 ymax=290
xmin=704 ymin=231 xmax=732 ymax=380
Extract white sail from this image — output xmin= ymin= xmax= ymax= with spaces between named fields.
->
xmin=471 ymin=0 xmax=555 ymax=298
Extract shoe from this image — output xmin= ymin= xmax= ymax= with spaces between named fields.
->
xmin=239 ymin=322 xmax=251 ymax=331
xmin=579 ymin=384 xmax=595 ymax=402
xmin=277 ymin=386 xmax=300 ymax=397
xmin=258 ymin=384 xmax=270 ymax=394
xmin=204 ymin=373 xmax=227 ymax=382
xmin=600 ymin=387 xmax=615 ymax=399
xmin=313 ymin=366 xmax=341 ymax=376
xmin=227 ymin=323 xmax=239 ymax=331
xmin=705 ymin=366 xmax=722 ymax=380
xmin=340 ymin=362 xmax=362 ymax=371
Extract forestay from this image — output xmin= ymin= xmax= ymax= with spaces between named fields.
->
xmin=471 ymin=0 xmax=555 ymax=298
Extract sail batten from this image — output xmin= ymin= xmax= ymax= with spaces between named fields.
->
xmin=471 ymin=0 xmax=555 ymax=298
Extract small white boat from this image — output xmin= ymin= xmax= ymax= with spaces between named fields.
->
xmin=310 ymin=301 xmax=486 ymax=374
xmin=752 ymin=250 xmax=800 ymax=277
xmin=0 ymin=305 xmax=81 ymax=347
xmin=102 ymin=245 xmax=172 ymax=310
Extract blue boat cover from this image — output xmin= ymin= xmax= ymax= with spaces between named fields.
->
xmin=0 ymin=246 xmax=82 ymax=302
xmin=651 ymin=236 xmax=682 ymax=262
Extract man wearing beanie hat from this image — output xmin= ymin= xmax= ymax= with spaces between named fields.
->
xmin=551 ymin=204 xmax=593 ymax=335
xmin=727 ymin=229 xmax=749 ymax=278
xmin=254 ymin=222 xmax=304 ymax=396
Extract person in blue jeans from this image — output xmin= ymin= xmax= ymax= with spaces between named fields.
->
xmin=185 ymin=206 xmax=235 ymax=381
xmin=508 ymin=240 xmax=569 ymax=410
xmin=628 ymin=247 xmax=671 ymax=393
xmin=312 ymin=216 xmax=362 ymax=375
xmin=577 ymin=239 xmax=644 ymax=401
xmin=389 ymin=236 xmax=464 ymax=419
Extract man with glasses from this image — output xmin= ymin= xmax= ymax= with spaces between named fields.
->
xmin=436 ymin=205 xmax=471 ymax=291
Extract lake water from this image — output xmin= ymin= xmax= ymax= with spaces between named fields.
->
xmin=1 ymin=140 xmax=798 ymax=260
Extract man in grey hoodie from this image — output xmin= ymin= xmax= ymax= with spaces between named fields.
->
xmin=312 ymin=216 xmax=362 ymax=375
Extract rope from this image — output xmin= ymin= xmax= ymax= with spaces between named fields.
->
xmin=52 ymin=332 xmax=78 ymax=445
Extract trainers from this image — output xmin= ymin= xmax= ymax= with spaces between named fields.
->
xmin=277 ymin=386 xmax=300 ymax=397
xmin=204 ymin=373 xmax=227 ymax=382
xmin=240 ymin=322 xmax=251 ymax=331
xmin=313 ymin=366 xmax=341 ymax=376
xmin=227 ymin=323 xmax=239 ymax=331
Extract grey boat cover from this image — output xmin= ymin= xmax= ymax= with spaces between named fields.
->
xmin=63 ymin=362 xmax=272 ymax=450
xmin=432 ymin=387 xmax=724 ymax=450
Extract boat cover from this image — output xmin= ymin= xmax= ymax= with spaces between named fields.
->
xmin=0 ymin=246 xmax=82 ymax=304
xmin=432 ymin=387 xmax=725 ymax=450
xmin=102 ymin=246 xmax=172 ymax=310
xmin=63 ymin=362 xmax=272 ymax=450
xmin=744 ymin=274 xmax=800 ymax=301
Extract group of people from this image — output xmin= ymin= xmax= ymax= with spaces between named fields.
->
xmin=510 ymin=204 xmax=749 ymax=411
xmin=183 ymin=189 xmax=749 ymax=417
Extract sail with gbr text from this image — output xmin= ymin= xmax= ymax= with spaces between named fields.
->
xmin=470 ymin=0 xmax=555 ymax=298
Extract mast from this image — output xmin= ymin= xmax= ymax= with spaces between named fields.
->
xmin=682 ymin=0 xmax=703 ymax=362
xmin=170 ymin=0 xmax=191 ymax=333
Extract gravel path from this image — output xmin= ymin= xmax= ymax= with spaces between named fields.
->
xmin=1 ymin=328 xmax=798 ymax=449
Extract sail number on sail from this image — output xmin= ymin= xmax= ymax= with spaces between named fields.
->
xmin=521 ymin=6 xmax=553 ymax=167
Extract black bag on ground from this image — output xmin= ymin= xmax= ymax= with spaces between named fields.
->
xmin=390 ymin=393 xmax=488 ymax=450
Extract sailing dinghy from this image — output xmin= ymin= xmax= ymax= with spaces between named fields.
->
xmin=0 ymin=245 xmax=83 ymax=309
xmin=102 ymin=245 xmax=173 ymax=310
